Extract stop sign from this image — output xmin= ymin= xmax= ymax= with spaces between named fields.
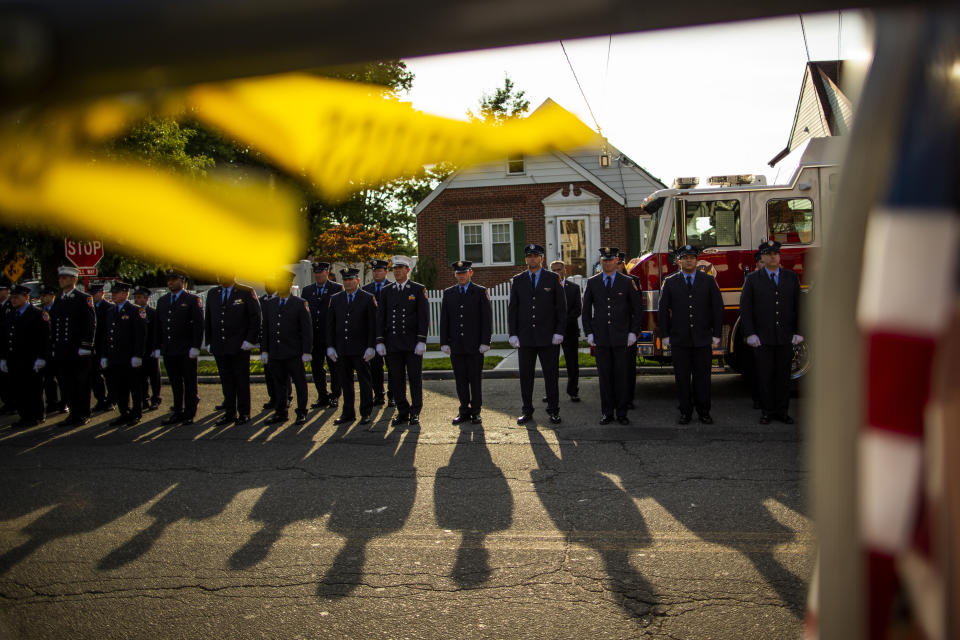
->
xmin=64 ymin=238 xmax=104 ymax=268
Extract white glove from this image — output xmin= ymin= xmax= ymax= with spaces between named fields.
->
xmin=100 ymin=358 xmax=108 ymax=369
xmin=414 ymin=342 xmax=427 ymax=356
xmin=151 ymin=349 xmax=161 ymax=359
xmin=363 ymin=348 xmax=375 ymax=362
xmin=746 ymin=334 xmax=761 ymax=348
xmin=508 ymin=336 xmax=520 ymax=348
xmin=587 ymin=334 xmax=595 ymax=347
xmin=792 ymin=334 xmax=805 ymax=345
xmin=260 ymin=353 xmax=269 ymax=364
xmin=478 ymin=344 xmax=490 ymax=354
xmin=33 ymin=358 xmax=46 ymax=371
xmin=661 ymin=337 xmax=670 ymax=349
xmin=712 ymin=336 xmax=721 ymax=348
xmin=188 ymin=347 xmax=200 ymax=359
xmin=551 ymin=334 xmax=564 ymax=346
xmin=77 ymin=348 xmax=92 ymax=356
xmin=240 ymin=340 xmax=256 ymax=351
xmin=302 ymin=353 xmax=312 ymax=362
xmin=440 ymin=345 xmax=451 ymax=355
xmin=131 ymin=357 xmax=142 ymax=368
xmin=0 ymin=360 xmax=7 ymax=373
xmin=627 ymin=332 xmax=637 ymax=347
xmin=326 ymin=347 xmax=338 ymax=362
xmin=375 ymin=343 xmax=387 ymax=357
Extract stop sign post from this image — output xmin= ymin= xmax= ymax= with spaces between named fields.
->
xmin=64 ymin=238 xmax=104 ymax=288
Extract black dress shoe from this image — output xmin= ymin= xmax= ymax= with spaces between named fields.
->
xmin=126 ymin=415 xmax=142 ymax=427
xmin=15 ymin=419 xmax=43 ymax=428
xmin=71 ymin=416 xmax=89 ymax=427
xmin=391 ymin=415 xmax=409 ymax=427
xmin=471 ymin=414 xmax=482 ymax=424
xmin=215 ymin=403 xmax=226 ymax=411
xmin=265 ymin=414 xmax=287 ymax=425
xmin=235 ymin=414 xmax=250 ymax=425
xmin=779 ymin=414 xmax=795 ymax=425
xmin=626 ymin=402 xmax=636 ymax=410
xmin=333 ymin=415 xmax=355 ymax=425
xmin=599 ymin=415 xmax=614 ymax=425
xmin=408 ymin=414 xmax=420 ymax=426
xmin=92 ymin=401 xmax=112 ymax=413
xmin=180 ymin=417 xmax=194 ymax=425
xmin=162 ymin=413 xmax=184 ymax=426
xmin=698 ymin=414 xmax=714 ymax=424
xmin=328 ymin=399 xmax=339 ymax=409
xmin=150 ymin=397 xmax=162 ymax=410
xmin=310 ymin=400 xmax=327 ymax=409
xmin=617 ymin=416 xmax=631 ymax=425
xmin=263 ymin=401 xmax=276 ymax=410
xmin=294 ymin=411 xmax=308 ymax=425
xmin=678 ymin=413 xmax=692 ymax=425
xmin=110 ymin=415 xmax=129 ymax=427
xmin=516 ymin=414 xmax=534 ymax=426
xmin=548 ymin=413 xmax=561 ymax=425
xmin=452 ymin=415 xmax=468 ymax=425
xmin=215 ymin=415 xmax=236 ymax=427
xmin=386 ymin=399 xmax=395 ymax=408
xmin=569 ymin=396 xmax=581 ymax=403
xmin=542 ymin=396 xmax=548 ymax=403
xmin=373 ymin=396 xmax=385 ymax=406
xmin=358 ymin=414 xmax=372 ymax=425
xmin=759 ymin=414 xmax=771 ymax=425
xmin=753 ymin=399 xmax=762 ymax=410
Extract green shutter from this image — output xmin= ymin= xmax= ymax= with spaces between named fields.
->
xmin=446 ymin=223 xmax=459 ymax=263
xmin=627 ymin=217 xmax=641 ymax=258
xmin=513 ymin=220 xmax=526 ymax=265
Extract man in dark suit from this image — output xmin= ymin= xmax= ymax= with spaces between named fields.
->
xmin=134 ymin=286 xmax=162 ymax=411
xmin=156 ymin=269 xmax=204 ymax=425
xmin=439 ymin=260 xmax=492 ymax=425
xmin=0 ymin=281 xmax=12 ymax=415
xmin=508 ymin=243 xmax=566 ymax=425
xmin=88 ymin=284 xmax=113 ymax=412
xmin=582 ymin=247 xmax=643 ymax=425
xmin=619 ymin=251 xmax=642 ymax=409
xmin=549 ymin=260 xmax=582 ymax=403
xmin=362 ymin=258 xmax=393 ymax=406
xmin=0 ymin=284 xmax=50 ymax=427
xmin=740 ymin=239 xmax=803 ymax=424
xmin=49 ymin=265 xmax=96 ymax=426
xmin=302 ymin=262 xmax=343 ymax=409
xmin=204 ymin=275 xmax=261 ymax=426
xmin=261 ymin=269 xmax=313 ymax=425
xmin=658 ymin=245 xmax=724 ymax=424
xmin=375 ymin=255 xmax=429 ymax=427
xmin=96 ymin=282 xmax=147 ymax=427
xmin=37 ymin=285 xmax=65 ymax=414
xmin=326 ymin=268 xmax=377 ymax=425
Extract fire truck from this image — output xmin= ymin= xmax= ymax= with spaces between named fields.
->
xmin=630 ymin=137 xmax=843 ymax=379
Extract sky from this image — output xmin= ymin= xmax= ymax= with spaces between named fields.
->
xmin=402 ymin=11 xmax=872 ymax=186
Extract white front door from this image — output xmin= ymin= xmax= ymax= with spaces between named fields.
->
xmin=557 ymin=217 xmax=588 ymax=277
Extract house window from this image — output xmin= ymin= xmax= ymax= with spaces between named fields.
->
xmin=767 ymin=197 xmax=814 ymax=244
xmin=460 ymin=219 xmax=514 ymax=265
xmin=507 ymin=155 xmax=524 ymax=174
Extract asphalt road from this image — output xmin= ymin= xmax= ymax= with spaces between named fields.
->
xmin=0 ymin=375 xmax=810 ymax=640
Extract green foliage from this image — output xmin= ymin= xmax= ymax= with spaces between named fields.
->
xmin=467 ymin=75 xmax=530 ymax=125
xmin=412 ymin=255 xmax=439 ymax=289
xmin=107 ymin=117 xmax=215 ymax=177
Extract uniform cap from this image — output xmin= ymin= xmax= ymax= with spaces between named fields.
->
xmin=675 ymin=244 xmax=700 ymax=259
xmin=164 ymin=268 xmax=187 ymax=280
xmin=134 ymin=286 xmax=151 ymax=296
xmin=524 ymin=244 xmax=545 ymax=256
xmin=599 ymin=246 xmax=619 ymax=259
xmin=312 ymin=262 xmax=330 ymax=273
xmin=57 ymin=265 xmax=79 ymax=277
xmin=111 ymin=281 xmax=132 ymax=292
xmin=757 ymin=239 xmax=782 ymax=255
xmin=451 ymin=260 xmax=473 ymax=273
xmin=88 ymin=284 xmax=104 ymax=293
xmin=0 ymin=283 xmax=9 ymax=291
xmin=391 ymin=255 xmax=413 ymax=269
xmin=11 ymin=284 xmax=31 ymax=295
xmin=340 ymin=268 xmax=360 ymax=280
xmin=369 ymin=259 xmax=390 ymax=270
xmin=39 ymin=285 xmax=58 ymax=295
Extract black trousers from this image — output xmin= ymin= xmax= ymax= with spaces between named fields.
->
xmin=671 ymin=345 xmax=713 ymax=416
xmin=518 ymin=345 xmax=560 ymax=415
xmin=164 ymin=354 xmax=199 ymax=417
xmin=560 ymin=335 xmax=579 ymax=397
xmin=0 ymin=370 xmax=11 ymax=409
xmin=386 ymin=351 xmax=423 ymax=416
xmin=140 ymin=355 xmax=161 ymax=403
xmin=595 ymin=345 xmax=630 ymax=418
xmin=311 ymin=344 xmax=341 ymax=401
xmin=270 ymin=356 xmax=308 ymax=416
xmin=754 ymin=344 xmax=793 ymax=417
xmin=89 ymin=357 xmax=108 ymax=403
xmin=369 ymin=354 xmax=391 ymax=400
xmin=338 ymin=354 xmax=373 ymax=419
xmin=214 ymin=352 xmax=251 ymax=417
xmin=10 ymin=362 xmax=44 ymax=422
xmin=54 ymin=355 xmax=91 ymax=419
xmin=108 ymin=363 xmax=143 ymax=418
xmin=626 ymin=344 xmax=639 ymax=404
xmin=42 ymin=364 xmax=62 ymax=408
xmin=451 ymin=352 xmax=483 ymax=417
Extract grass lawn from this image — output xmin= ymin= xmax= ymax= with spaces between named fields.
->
xmin=558 ymin=353 xmax=668 ymax=368
xmin=171 ymin=355 xmax=505 ymax=376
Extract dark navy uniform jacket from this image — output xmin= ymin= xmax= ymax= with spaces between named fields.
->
xmin=739 ymin=267 xmax=801 ymax=347
xmin=96 ymin=301 xmax=147 ymax=365
xmin=95 ymin=299 xmax=114 ymax=334
xmin=50 ymin=288 xmax=96 ymax=358
xmin=157 ymin=290 xmax=204 ymax=357
xmin=507 ymin=268 xmax=566 ymax=347
xmin=361 ymin=279 xmax=391 ymax=303
xmin=439 ymin=282 xmax=492 ymax=354
xmin=327 ymin=289 xmax=377 ymax=356
xmin=204 ymin=284 xmax=261 ymax=356
xmin=581 ymin=271 xmax=643 ymax=347
xmin=376 ymin=280 xmax=429 ymax=352
xmin=2 ymin=305 xmax=49 ymax=366
xmin=143 ymin=305 xmax=159 ymax=354
xmin=658 ymin=270 xmax=723 ymax=348
xmin=262 ymin=295 xmax=313 ymax=360
xmin=302 ymin=280 xmax=343 ymax=347
xmin=562 ymin=280 xmax=582 ymax=338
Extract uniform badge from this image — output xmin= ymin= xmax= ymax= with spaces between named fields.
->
xmin=303 ymin=300 xmax=309 ymax=311
xmin=197 ymin=297 xmax=203 ymax=309
xmin=544 ymin=287 xmax=551 ymax=292
xmin=408 ymin=295 xmax=415 ymax=301
xmin=87 ymin=297 xmax=94 ymax=308
xmin=139 ymin=308 xmax=147 ymax=319
xmin=234 ymin=299 xmax=244 ymax=305
xmin=41 ymin=311 xmax=50 ymax=322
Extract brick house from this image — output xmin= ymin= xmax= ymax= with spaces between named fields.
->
xmin=415 ymin=99 xmax=666 ymax=288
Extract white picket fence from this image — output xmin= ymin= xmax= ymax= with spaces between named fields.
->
xmin=424 ymin=275 xmax=586 ymax=343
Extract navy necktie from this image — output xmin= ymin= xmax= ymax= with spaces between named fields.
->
xmin=348 ymin=293 xmax=353 ymax=305
xmin=686 ymin=274 xmax=693 ymax=289
xmin=770 ymin=272 xmax=777 ymax=288
xmin=531 ymin=272 xmax=536 ymax=288
xmin=605 ymin=275 xmax=612 ymax=289
xmin=460 ymin=286 xmax=465 ymax=295
xmin=376 ymin=283 xmax=381 ymax=294
xmin=221 ymin=289 xmax=227 ymax=304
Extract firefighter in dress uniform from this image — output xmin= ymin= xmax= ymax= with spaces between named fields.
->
xmin=38 ymin=285 xmax=65 ymax=413
xmin=49 ymin=265 xmax=96 ymax=426
xmin=0 ymin=282 xmax=13 ymax=415
xmin=134 ymin=286 xmax=162 ymax=411
xmin=302 ymin=262 xmax=343 ymax=409
xmin=439 ymin=260 xmax=492 ymax=425
xmin=508 ymin=243 xmax=566 ymax=426
xmin=549 ymin=259 xmax=582 ymax=403
xmin=259 ymin=280 xmax=287 ymax=412
xmin=581 ymin=247 xmax=643 ymax=425
xmin=0 ymin=284 xmax=50 ymax=427
xmin=97 ymin=281 xmax=147 ymax=427
xmin=156 ymin=269 xmax=204 ymax=425
xmin=739 ymin=239 xmax=804 ymax=424
xmin=658 ymin=245 xmax=724 ymax=424
xmin=261 ymin=269 xmax=313 ymax=426
xmin=361 ymin=258 xmax=393 ymax=406
xmin=204 ymin=275 xmax=261 ymax=426
xmin=375 ymin=255 xmax=429 ymax=427
xmin=88 ymin=284 xmax=113 ymax=412
xmin=326 ymin=268 xmax=377 ymax=425
xmin=619 ymin=251 xmax=642 ymax=410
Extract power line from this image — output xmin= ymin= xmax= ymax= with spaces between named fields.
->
xmin=559 ymin=40 xmax=603 ymax=136
xmin=799 ymin=14 xmax=812 ymax=62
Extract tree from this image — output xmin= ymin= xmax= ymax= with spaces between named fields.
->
xmin=312 ymin=224 xmax=398 ymax=264
xmin=467 ymin=75 xmax=531 ymax=125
